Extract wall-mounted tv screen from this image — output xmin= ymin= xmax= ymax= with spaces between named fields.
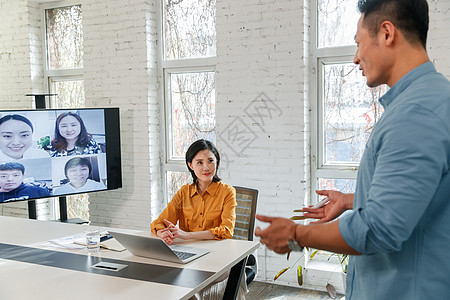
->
xmin=0 ymin=108 xmax=121 ymax=204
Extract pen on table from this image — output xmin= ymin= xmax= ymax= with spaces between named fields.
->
xmin=73 ymin=241 xmax=124 ymax=252
xmin=99 ymin=244 xmax=126 ymax=252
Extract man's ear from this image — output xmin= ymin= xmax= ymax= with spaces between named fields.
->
xmin=380 ymin=20 xmax=396 ymax=46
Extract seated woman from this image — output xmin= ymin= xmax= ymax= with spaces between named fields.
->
xmin=50 ymin=112 xmax=102 ymax=157
xmin=151 ymin=139 xmax=241 ymax=299
xmin=53 ymin=157 xmax=106 ymax=195
xmin=151 ymin=139 xmax=236 ymax=243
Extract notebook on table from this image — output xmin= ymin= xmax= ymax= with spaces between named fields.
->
xmin=108 ymin=231 xmax=210 ymax=264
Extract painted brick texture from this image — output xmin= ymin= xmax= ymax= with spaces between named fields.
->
xmin=81 ymin=0 xmax=162 ymax=229
xmin=0 ymin=0 xmax=449 ymax=290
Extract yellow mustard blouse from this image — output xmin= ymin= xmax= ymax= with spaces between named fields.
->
xmin=151 ymin=181 xmax=237 ymax=240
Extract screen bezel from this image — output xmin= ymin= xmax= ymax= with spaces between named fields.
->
xmin=0 ymin=107 xmax=122 ymax=204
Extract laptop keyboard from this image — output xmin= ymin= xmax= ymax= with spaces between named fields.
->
xmin=173 ymin=250 xmax=196 ymax=261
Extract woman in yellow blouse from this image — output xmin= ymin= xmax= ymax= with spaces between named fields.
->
xmin=151 ymin=139 xmax=237 ymax=244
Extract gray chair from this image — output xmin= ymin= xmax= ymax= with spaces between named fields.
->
xmin=232 ymin=186 xmax=258 ymax=285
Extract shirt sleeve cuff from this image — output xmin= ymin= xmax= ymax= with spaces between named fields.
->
xmin=339 ymin=209 xmax=369 ymax=254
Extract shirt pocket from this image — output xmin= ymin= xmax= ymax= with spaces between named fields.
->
xmin=205 ymin=210 xmax=222 ymax=228
xmin=360 ymin=143 xmax=376 ymax=172
xmin=181 ymin=207 xmax=195 ymax=230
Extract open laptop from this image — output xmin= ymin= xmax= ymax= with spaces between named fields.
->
xmin=108 ymin=231 xmax=210 ymax=264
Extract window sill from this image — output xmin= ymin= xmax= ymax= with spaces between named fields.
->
xmin=304 ymin=260 xmax=345 ymax=294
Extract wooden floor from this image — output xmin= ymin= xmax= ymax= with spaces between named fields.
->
xmin=246 ymin=281 xmax=344 ymax=300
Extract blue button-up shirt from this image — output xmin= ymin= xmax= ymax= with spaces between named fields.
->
xmin=339 ymin=62 xmax=450 ymax=299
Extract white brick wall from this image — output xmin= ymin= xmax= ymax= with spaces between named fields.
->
xmin=81 ymin=0 xmax=162 ymax=230
xmin=428 ymin=0 xmax=450 ymax=78
xmin=0 ymin=0 xmax=33 ymax=108
xmin=0 ymin=0 xmax=449 ymax=290
xmin=0 ymin=0 xmax=49 ymax=218
xmin=215 ymin=0 xmax=308 ymax=285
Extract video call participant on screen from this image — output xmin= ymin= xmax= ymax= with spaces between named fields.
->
xmin=151 ymin=139 xmax=242 ymax=299
xmin=0 ymin=115 xmax=49 ymax=162
xmin=54 ymin=157 xmax=106 ymax=195
xmin=50 ymin=112 xmax=102 ymax=157
xmin=0 ymin=162 xmax=50 ymax=203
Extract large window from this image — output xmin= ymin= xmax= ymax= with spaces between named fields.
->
xmin=312 ymin=0 xmax=386 ymax=202
xmin=309 ymin=0 xmax=387 ymax=288
xmin=161 ymin=0 xmax=217 ymax=203
xmin=44 ymin=3 xmax=88 ymax=221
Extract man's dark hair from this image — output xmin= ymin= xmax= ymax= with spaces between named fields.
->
xmin=185 ymin=139 xmax=221 ymax=184
xmin=358 ymin=0 xmax=429 ymax=48
xmin=0 ymin=162 xmax=25 ymax=174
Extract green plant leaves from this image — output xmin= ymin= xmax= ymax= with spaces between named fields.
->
xmin=309 ymin=250 xmax=319 ymax=259
xmin=291 ymin=216 xmax=308 ymax=220
xmin=274 ymin=267 xmax=289 ymax=281
xmin=297 ymin=266 xmax=303 ymax=286
xmin=338 ymin=254 xmax=349 ymax=273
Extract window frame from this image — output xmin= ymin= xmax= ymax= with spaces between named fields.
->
xmin=308 ymin=0 xmax=360 ymax=290
xmin=41 ymin=1 xmax=85 ymax=220
xmin=42 ymin=1 xmax=84 ymax=106
xmin=310 ymin=4 xmax=359 ymax=201
xmin=159 ymin=0 xmax=217 ymax=205
xmin=163 ymin=63 xmax=216 ymax=162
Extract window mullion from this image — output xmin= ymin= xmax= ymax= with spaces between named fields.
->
xmin=160 ymin=0 xmax=217 ymax=205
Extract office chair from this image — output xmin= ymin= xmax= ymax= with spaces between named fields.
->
xmin=232 ymin=186 xmax=258 ymax=285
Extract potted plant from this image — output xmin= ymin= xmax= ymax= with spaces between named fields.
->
xmin=37 ymin=135 xmax=51 ymax=150
xmin=274 ymin=207 xmax=349 ymax=298
xmin=275 ymin=250 xmax=348 ymax=298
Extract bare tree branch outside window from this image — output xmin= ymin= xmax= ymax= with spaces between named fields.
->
xmin=318 ymin=178 xmax=356 ymax=194
xmin=315 ymin=0 xmax=387 ymax=199
xmin=46 ymin=5 xmax=88 ymax=221
xmin=167 ymin=171 xmax=191 ymax=202
xmin=46 ymin=5 xmax=83 ymax=69
xmin=170 ymin=72 xmax=216 ymax=158
xmin=52 ymin=80 xmax=85 ymax=109
xmin=318 ymin=0 xmax=359 ymax=48
xmin=323 ymin=63 xmax=386 ymax=165
xmin=164 ymin=0 xmax=216 ymax=60
xmin=163 ymin=0 xmax=217 ymax=199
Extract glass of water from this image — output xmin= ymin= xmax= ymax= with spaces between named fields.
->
xmin=85 ymin=227 xmax=100 ymax=254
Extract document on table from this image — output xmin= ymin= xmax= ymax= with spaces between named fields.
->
xmin=30 ymin=233 xmax=125 ymax=252
xmin=32 ymin=233 xmax=86 ymax=250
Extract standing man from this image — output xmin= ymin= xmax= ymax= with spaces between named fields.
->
xmin=255 ymin=0 xmax=450 ymax=299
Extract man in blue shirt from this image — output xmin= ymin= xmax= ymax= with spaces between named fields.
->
xmin=255 ymin=0 xmax=450 ymax=299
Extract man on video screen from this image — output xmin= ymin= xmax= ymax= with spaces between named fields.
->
xmin=0 ymin=162 xmax=50 ymax=203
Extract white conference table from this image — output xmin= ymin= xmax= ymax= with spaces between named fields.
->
xmin=0 ymin=216 xmax=259 ymax=300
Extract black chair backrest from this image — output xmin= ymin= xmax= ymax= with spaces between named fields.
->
xmin=232 ymin=186 xmax=258 ymax=241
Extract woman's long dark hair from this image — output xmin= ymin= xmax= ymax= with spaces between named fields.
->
xmin=51 ymin=112 xmax=92 ymax=153
xmin=185 ymin=139 xmax=221 ymax=184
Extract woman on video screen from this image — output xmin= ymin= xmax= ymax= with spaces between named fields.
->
xmin=54 ymin=157 xmax=106 ymax=195
xmin=50 ymin=112 xmax=102 ymax=157
xmin=0 ymin=114 xmax=49 ymax=162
